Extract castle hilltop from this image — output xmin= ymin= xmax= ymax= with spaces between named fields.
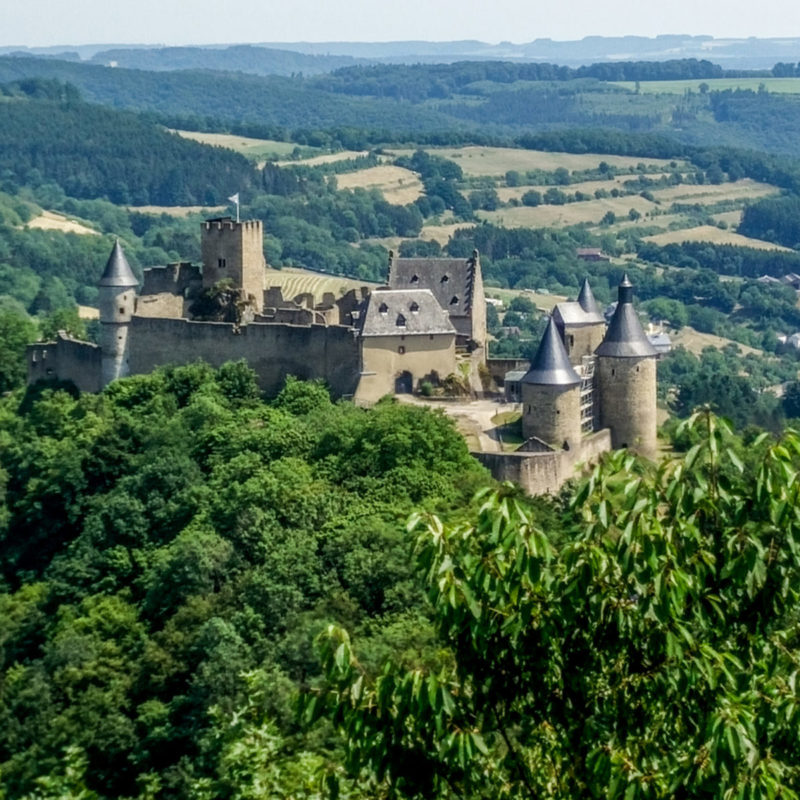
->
xmin=27 ymin=217 xmax=657 ymax=493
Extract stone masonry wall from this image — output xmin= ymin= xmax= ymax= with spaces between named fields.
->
xmin=128 ymin=317 xmax=361 ymax=398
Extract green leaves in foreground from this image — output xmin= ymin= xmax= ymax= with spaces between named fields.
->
xmin=309 ymin=411 xmax=800 ymax=799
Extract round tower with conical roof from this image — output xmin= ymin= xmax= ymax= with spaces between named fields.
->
xmin=521 ymin=316 xmax=582 ymax=454
xmin=98 ymin=240 xmax=138 ymax=387
xmin=595 ymin=274 xmax=657 ymax=458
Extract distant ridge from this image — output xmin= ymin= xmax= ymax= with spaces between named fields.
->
xmin=3 ymin=36 xmax=800 ymax=71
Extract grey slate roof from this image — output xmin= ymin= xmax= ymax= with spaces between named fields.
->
xmin=553 ymin=279 xmax=604 ymax=326
xmin=578 ymin=278 xmax=602 ymax=317
xmin=98 ymin=240 xmax=138 ymax=288
xmin=595 ymin=274 xmax=657 ymax=358
xmin=387 ymin=253 xmax=478 ymax=318
xmin=554 ymin=301 xmax=604 ymax=326
xmin=360 ymin=289 xmax=456 ymax=337
xmin=522 ymin=317 xmax=581 ymax=386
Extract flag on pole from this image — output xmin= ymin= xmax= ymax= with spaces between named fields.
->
xmin=228 ymin=193 xmax=240 ymax=223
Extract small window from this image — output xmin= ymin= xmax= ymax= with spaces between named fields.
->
xmin=409 ymin=301 xmax=420 ymax=313
xmin=379 ymin=302 xmax=388 ymax=314
xmin=398 ymin=345 xmax=406 ymax=354
xmin=429 ymin=334 xmax=434 ymax=340
xmin=396 ymin=314 xmax=406 ymax=327
xmin=119 ymin=307 xmax=125 ymax=314
xmin=611 ymin=368 xmax=616 ymax=377
xmin=450 ymin=295 xmax=459 ymax=305
xmin=410 ymin=274 xmax=419 ymax=283
xmin=440 ymin=274 xmax=449 ymax=283
xmin=218 ymin=258 xmax=226 ymax=269
xmin=569 ymin=335 xmax=574 ymax=348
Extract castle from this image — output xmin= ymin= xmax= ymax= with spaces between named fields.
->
xmin=27 ymin=217 xmax=657 ymax=494
xmin=27 ymin=217 xmax=486 ymax=404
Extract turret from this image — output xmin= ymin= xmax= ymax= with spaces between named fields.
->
xmin=98 ymin=240 xmax=138 ymax=387
xmin=595 ymin=274 xmax=658 ymax=458
xmin=553 ymin=277 xmax=606 ymax=363
xmin=521 ymin=316 xmax=582 ymax=454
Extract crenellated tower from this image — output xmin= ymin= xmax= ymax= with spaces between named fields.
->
xmin=201 ymin=217 xmax=266 ymax=312
xmin=98 ymin=240 xmax=138 ymax=387
xmin=595 ymin=274 xmax=658 ymax=458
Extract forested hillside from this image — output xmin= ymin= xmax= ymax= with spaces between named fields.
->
xmin=0 ymin=80 xmax=257 ymax=205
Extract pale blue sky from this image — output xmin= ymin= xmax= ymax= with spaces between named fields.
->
xmin=2 ymin=0 xmax=799 ymax=47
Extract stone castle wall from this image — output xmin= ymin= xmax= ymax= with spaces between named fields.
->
xmin=128 ymin=317 xmax=361 ymax=398
xmin=27 ymin=335 xmax=102 ymax=394
xmin=474 ymin=428 xmax=612 ymax=496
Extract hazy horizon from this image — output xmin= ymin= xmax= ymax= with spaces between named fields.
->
xmin=3 ymin=0 xmax=800 ymax=49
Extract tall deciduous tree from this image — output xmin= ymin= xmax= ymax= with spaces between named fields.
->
xmin=311 ymin=412 xmax=800 ymax=799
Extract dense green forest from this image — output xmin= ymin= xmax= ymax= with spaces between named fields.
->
xmin=0 ymin=366 xmax=499 ymax=797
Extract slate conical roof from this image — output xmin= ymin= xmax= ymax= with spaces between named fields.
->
xmin=595 ymin=274 xmax=657 ymax=358
xmin=98 ymin=240 xmax=138 ymax=288
xmin=577 ymin=277 xmax=601 ymax=317
xmin=522 ymin=316 xmax=581 ymax=386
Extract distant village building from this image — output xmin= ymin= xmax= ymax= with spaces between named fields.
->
xmin=576 ymin=247 xmax=610 ymax=262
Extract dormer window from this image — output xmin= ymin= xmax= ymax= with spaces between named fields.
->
xmin=396 ymin=314 xmax=406 ymax=327
xmin=379 ymin=302 xmax=388 ymax=314
xmin=410 ymin=274 xmax=419 ymax=283
xmin=450 ymin=295 xmax=459 ymax=305
xmin=441 ymin=274 xmax=449 ymax=283
xmin=409 ymin=301 xmax=420 ymax=313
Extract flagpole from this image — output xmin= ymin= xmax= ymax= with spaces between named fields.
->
xmin=236 ymin=200 xmax=240 ymax=224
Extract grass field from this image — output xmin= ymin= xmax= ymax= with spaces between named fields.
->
xmin=388 ymin=146 xmax=680 ymax=178
xmin=24 ymin=211 xmax=99 ymax=236
xmin=644 ymin=224 xmax=793 ymax=251
xmin=336 ymin=165 xmax=423 ymax=204
xmin=485 ymin=287 xmax=567 ymax=312
xmin=672 ymin=326 xmax=763 ymax=357
xmin=127 ymin=205 xmax=226 ymax=217
xmin=264 ymin=266 xmax=379 ymax=301
xmin=171 ymin=130 xmax=307 ymax=161
xmin=612 ymin=78 xmax=800 ymax=94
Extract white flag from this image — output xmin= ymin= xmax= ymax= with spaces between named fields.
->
xmin=228 ymin=193 xmax=239 ymax=205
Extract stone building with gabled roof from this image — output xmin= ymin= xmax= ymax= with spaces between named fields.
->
xmin=387 ymin=250 xmax=486 ymax=353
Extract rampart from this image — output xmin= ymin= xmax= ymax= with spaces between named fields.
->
xmin=27 ymin=333 xmax=102 ymax=393
xmin=128 ymin=317 xmax=361 ymax=397
xmin=473 ymin=428 xmax=613 ymax=495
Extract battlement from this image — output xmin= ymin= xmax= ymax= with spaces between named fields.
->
xmin=204 ymin=217 xmax=262 ymax=233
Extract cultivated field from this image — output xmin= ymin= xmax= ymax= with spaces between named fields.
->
xmin=276 ymin=150 xmax=369 ymax=167
xmin=478 ymin=195 xmax=658 ymax=228
xmin=612 ymin=78 xmax=800 ymax=94
xmin=388 ymin=146 xmax=680 ymax=177
xmin=24 ymin=211 xmax=98 ymax=236
xmin=646 ymin=179 xmax=777 ymax=203
xmin=264 ymin=266 xmax=378 ymax=301
xmin=644 ymin=225 xmax=793 ymax=251
xmin=336 ymin=165 xmax=423 ymax=204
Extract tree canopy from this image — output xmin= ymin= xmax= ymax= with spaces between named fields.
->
xmin=312 ymin=412 xmax=800 ymax=799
